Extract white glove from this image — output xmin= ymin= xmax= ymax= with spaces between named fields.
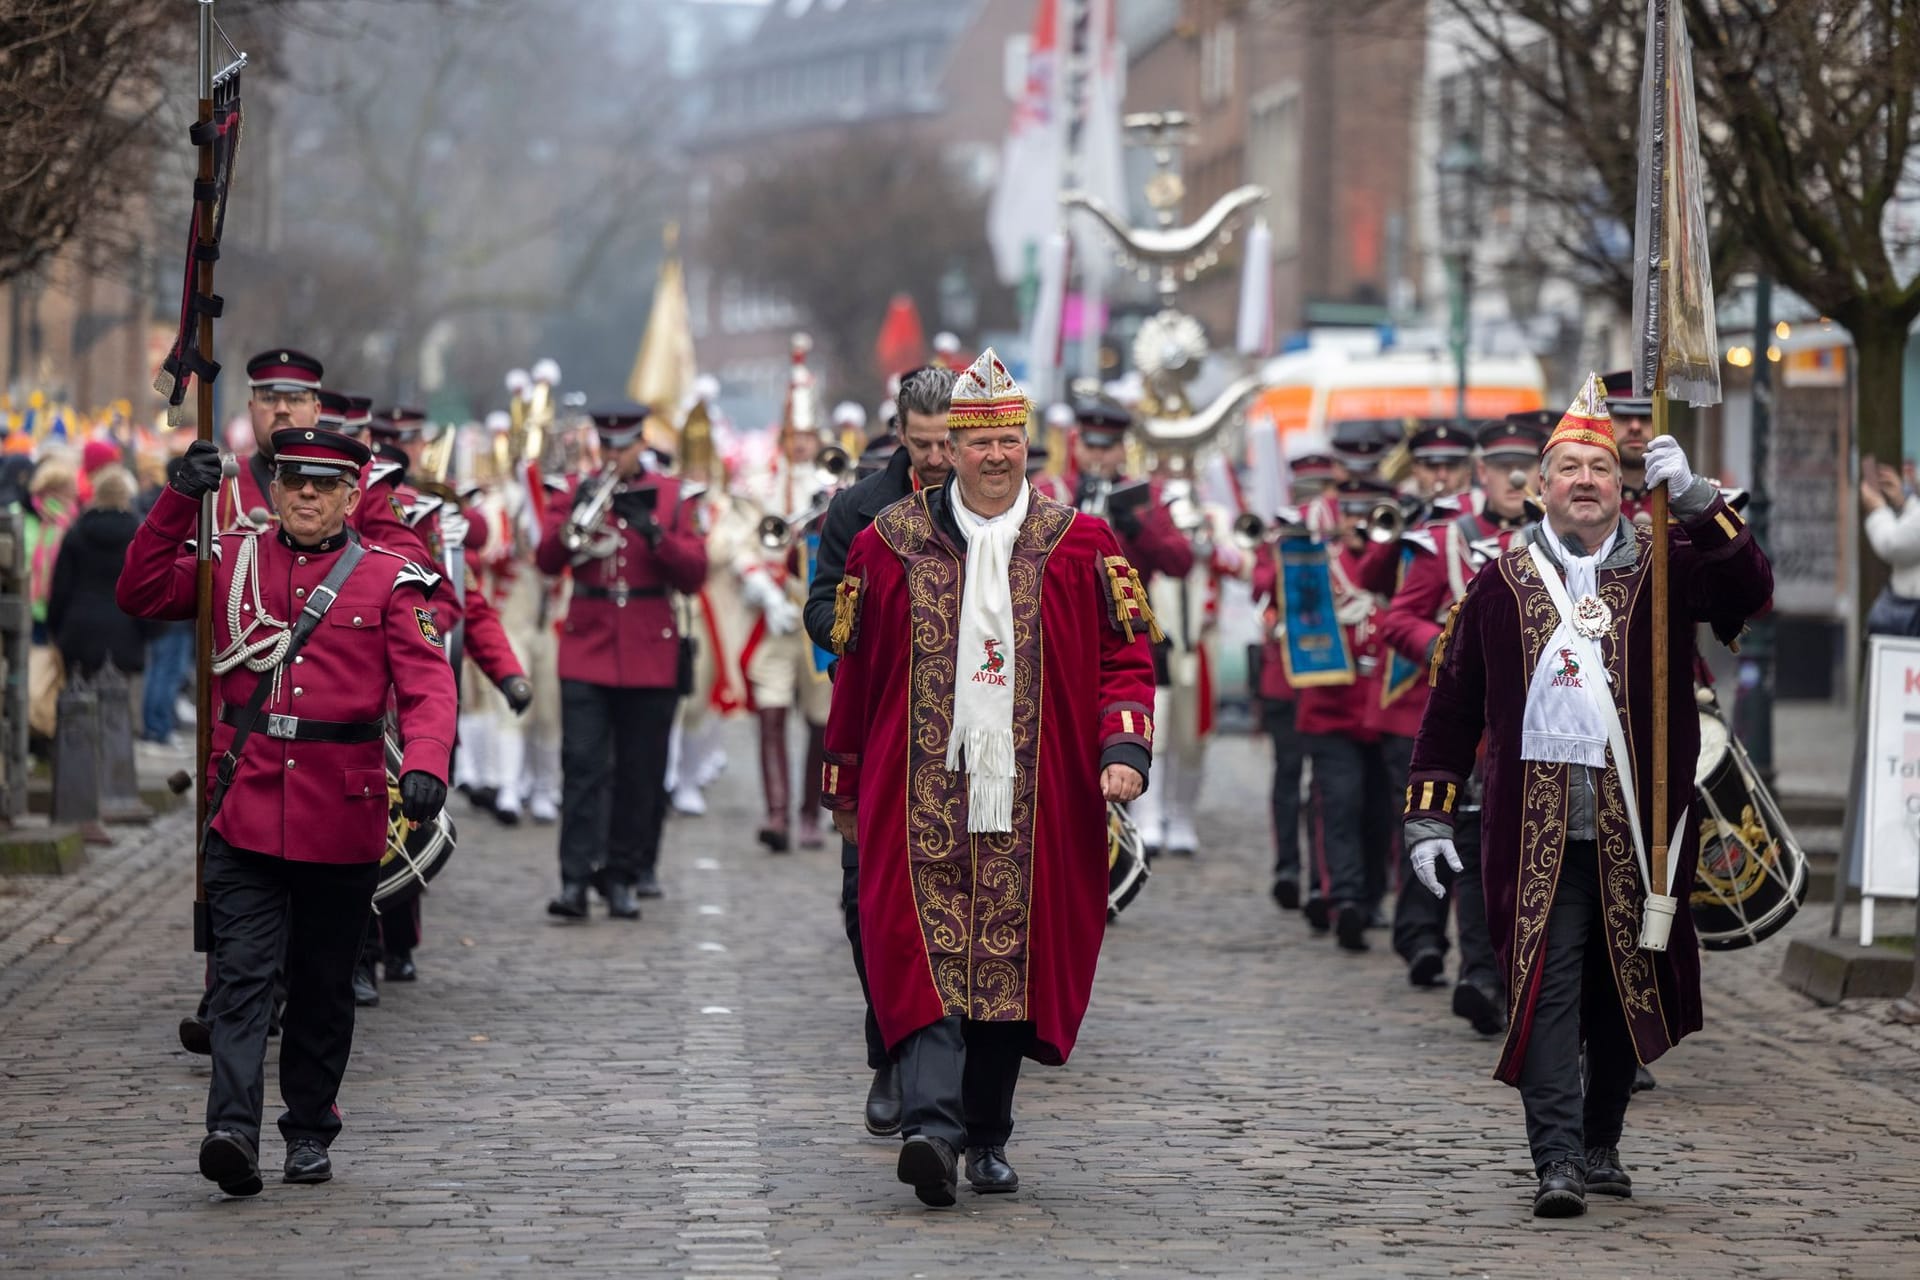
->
xmin=438 ymin=509 xmax=470 ymax=551
xmin=741 ymin=570 xmax=799 ymax=635
xmin=1643 ymin=434 xmax=1695 ymax=496
xmin=1409 ymin=837 xmax=1463 ymax=899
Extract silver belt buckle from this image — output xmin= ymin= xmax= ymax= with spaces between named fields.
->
xmin=610 ymin=582 xmax=630 ymax=607
xmin=266 ymin=713 xmax=298 ymax=740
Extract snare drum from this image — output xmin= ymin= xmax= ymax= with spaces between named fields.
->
xmin=1108 ymin=801 xmax=1151 ymax=921
xmin=1689 ymin=702 xmax=1808 ymax=950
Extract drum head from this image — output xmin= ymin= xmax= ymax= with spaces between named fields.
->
xmin=1107 ymin=801 xmax=1150 ymax=920
xmin=1695 ymin=707 xmax=1731 ymax=789
xmin=1689 ymin=734 xmax=1809 ymax=950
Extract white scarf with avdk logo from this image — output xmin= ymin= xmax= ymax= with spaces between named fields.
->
xmin=946 ymin=479 xmax=1031 ymax=833
xmin=1520 ymin=527 xmax=1618 ymax=768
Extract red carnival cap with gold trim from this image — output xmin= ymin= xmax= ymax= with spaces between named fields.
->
xmin=269 ymin=426 xmax=372 ymax=476
xmin=1545 ymin=372 xmax=1618 ymax=459
xmin=947 ymin=347 xmax=1030 ymax=431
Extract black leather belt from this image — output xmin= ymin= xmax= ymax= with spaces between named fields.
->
xmin=220 ymin=706 xmax=384 ymax=743
xmin=574 ymin=585 xmax=666 ymax=602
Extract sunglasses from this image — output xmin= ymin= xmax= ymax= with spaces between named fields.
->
xmin=255 ymin=390 xmax=317 ymax=408
xmin=275 ymin=470 xmax=349 ymax=495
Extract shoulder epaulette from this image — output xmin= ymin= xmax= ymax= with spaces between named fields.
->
xmin=365 ymin=460 xmax=404 ymax=490
xmin=1403 ymin=529 xmax=1438 ymax=557
xmin=403 ymin=495 xmax=444 ymax=529
xmin=542 ymin=474 xmax=572 ymax=494
xmin=391 ymin=559 xmax=444 ymax=596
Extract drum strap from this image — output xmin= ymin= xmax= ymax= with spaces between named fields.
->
xmin=1526 ymin=543 xmax=1660 ymax=896
xmin=206 ymin=543 xmax=368 ymax=826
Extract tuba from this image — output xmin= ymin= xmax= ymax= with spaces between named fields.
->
xmin=561 ymin=463 xmax=621 ymax=560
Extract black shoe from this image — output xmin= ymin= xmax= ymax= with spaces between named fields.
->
xmin=179 ymin=1014 xmax=211 ymax=1056
xmin=199 ymin=1129 xmax=263 ymax=1197
xmin=1166 ymin=844 xmax=1195 ymax=859
xmin=1533 ymin=1159 xmax=1587 ymax=1218
xmin=468 ymin=786 xmax=498 ymax=812
xmin=1585 ymin=1146 xmax=1631 ymax=1198
xmin=352 ymin=961 xmax=379 ymax=1008
xmin=604 ymin=882 xmax=642 ymax=920
xmin=1367 ymin=904 xmax=1390 ymax=929
xmin=1631 ymin=1064 xmax=1657 ymax=1093
xmin=1142 ymin=843 xmax=1164 ymax=865
xmin=758 ymin=826 xmax=791 ymax=853
xmin=547 ymin=881 xmax=590 ymax=920
xmin=1301 ymin=897 xmax=1330 ymax=933
xmin=864 ymin=1064 xmax=901 ymax=1137
xmin=964 ymin=1145 xmax=1019 ymax=1193
xmin=897 ymin=1135 xmax=958 ymax=1207
xmin=1451 ymin=980 xmax=1507 ymax=1035
xmin=383 ymin=952 xmax=417 ymax=983
xmin=492 ymin=805 xmax=521 ymax=827
xmin=1335 ymin=904 xmax=1370 ymax=952
xmin=634 ymin=870 xmax=664 ymax=900
xmin=1271 ymin=877 xmax=1301 ymax=911
xmin=283 ymin=1137 xmax=332 ymax=1185
xmin=1408 ymin=947 xmax=1447 ymax=988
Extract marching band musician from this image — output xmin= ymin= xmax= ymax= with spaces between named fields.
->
xmin=1366 ymin=423 xmax=1475 ymax=986
xmin=118 ymin=427 xmax=456 ymax=1196
xmin=1128 ymin=456 xmax=1247 ymax=859
xmin=1404 ymin=375 xmax=1772 ymax=1218
xmin=1296 ymin=476 xmax=1399 ymax=950
xmin=1070 ymin=393 xmax=1195 ymax=590
xmin=1377 ymin=417 xmax=1545 ymax=1033
xmin=735 ymin=382 xmax=840 ymax=854
xmin=355 ymin=414 xmax=529 ymax=1001
xmin=1602 ymin=371 xmax=1657 ymax=521
xmin=667 ymin=396 xmax=752 ymax=819
xmin=538 ymin=406 xmax=708 ymax=920
xmin=1250 ymin=509 xmax=1307 ymax=911
xmin=803 ymin=363 xmax=955 ymax=1139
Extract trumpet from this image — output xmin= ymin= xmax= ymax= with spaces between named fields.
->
xmin=756 ymin=493 xmax=830 ymax=552
xmin=1232 ymin=507 xmax=1308 ymax=550
xmin=562 ymin=463 xmax=621 ymax=560
xmin=1365 ymin=495 xmax=1430 ymax=544
xmin=818 ymin=444 xmax=851 ymax=482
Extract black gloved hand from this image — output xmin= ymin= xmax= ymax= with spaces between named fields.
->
xmin=171 ymin=439 xmax=224 ymax=499
xmin=501 ymin=675 xmax=533 ymax=715
xmin=398 ymin=770 xmax=447 ymax=824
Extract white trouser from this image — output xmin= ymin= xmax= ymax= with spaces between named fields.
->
xmin=1130 ymin=682 xmax=1210 ymax=851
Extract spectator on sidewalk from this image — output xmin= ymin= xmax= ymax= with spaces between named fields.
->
xmin=1860 ymin=453 xmax=1920 ymax=636
xmin=48 ymin=465 xmax=151 ymax=715
xmin=25 ymin=454 xmax=79 ymax=645
xmin=138 ymin=455 xmax=196 ymax=746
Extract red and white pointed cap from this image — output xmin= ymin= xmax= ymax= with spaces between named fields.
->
xmin=948 ymin=347 xmax=1030 ymax=431
xmin=1545 ymin=372 xmax=1618 ymax=459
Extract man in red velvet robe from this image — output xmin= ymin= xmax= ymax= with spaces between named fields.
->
xmin=822 ymin=349 xmax=1157 ymax=1208
xmin=1404 ymin=375 xmax=1772 ymax=1219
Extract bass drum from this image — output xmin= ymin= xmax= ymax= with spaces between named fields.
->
xmin=1689 ymin=701 xmax=1808 ymax=950
xmin=1108 ymin=801 xmax=1150 ymax=921
xmin=375 ymin=733 xmax=457 ymax=905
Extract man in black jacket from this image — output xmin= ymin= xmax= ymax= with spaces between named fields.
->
xmin=804 ymin=365 xmax=955 ymax=1138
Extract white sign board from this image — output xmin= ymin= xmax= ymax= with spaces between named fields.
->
xmin=1860 ymin=635 xmax=1920 ymax=942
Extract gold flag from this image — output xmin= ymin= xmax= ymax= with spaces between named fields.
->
xmin=626 ymin=223 xmax=700 ymax=422
xmin=1630 ymin=0 xmax=1721 ymax=407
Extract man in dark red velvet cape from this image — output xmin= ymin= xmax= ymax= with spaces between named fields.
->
xmin=821 ymin=348 xmax=1157 ymax=1207
xmin=1404 ymin=373 xmax=1772 ymax=1219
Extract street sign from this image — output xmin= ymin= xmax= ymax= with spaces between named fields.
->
xmin=1859 ymin=635 xmax=1920 ymax=943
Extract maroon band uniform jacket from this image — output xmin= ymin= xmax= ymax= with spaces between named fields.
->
xmin=116 ymin=486 xmax=458 ymax=864
xmin=535 ymin=473 xmax=709 ymax=688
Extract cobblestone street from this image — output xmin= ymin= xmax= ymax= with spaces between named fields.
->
xmin=3 ymin=722 xmax=1918 ymax=1278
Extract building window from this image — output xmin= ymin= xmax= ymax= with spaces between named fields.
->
xmin=1201 ymin=21 xmax=1237 ymax=107
xmin=1248 ymin=84 xmax=1302 ymax=255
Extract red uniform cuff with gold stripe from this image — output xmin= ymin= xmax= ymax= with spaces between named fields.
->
xmin=821 ymin=750 xmax=858 ymax=812
xmin=1403 ymin=773 xmax=1461 ymax=824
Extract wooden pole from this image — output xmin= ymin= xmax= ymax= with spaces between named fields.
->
xmin=1648 ymin=386 xmax=1671 ymax=905
xmin=191 ymin=0 xmax=218 ymax=953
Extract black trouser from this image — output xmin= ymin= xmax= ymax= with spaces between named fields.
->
xmin=1516 ymin=840 xmax=1639 ymax=1173
xmin=558 ymin=680 xmax=677 ymax=887
xmin=1305 ymin=732 xmax=1392 ymax=910
xmin=1390 ymin=806 xmax=1502 ymax=990
xmin=896 ymin=1015 xmax=1029 ymax=1151
xmin=203 ymin=833 xmax=379 ymax=1150
xmin=840 ymin=839 xmax=888 ymax=1070
xmin=1263 ymin=700 xmax=1306 ymax=886
xmin=378 ymin=890 xmax=422 ymax=954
